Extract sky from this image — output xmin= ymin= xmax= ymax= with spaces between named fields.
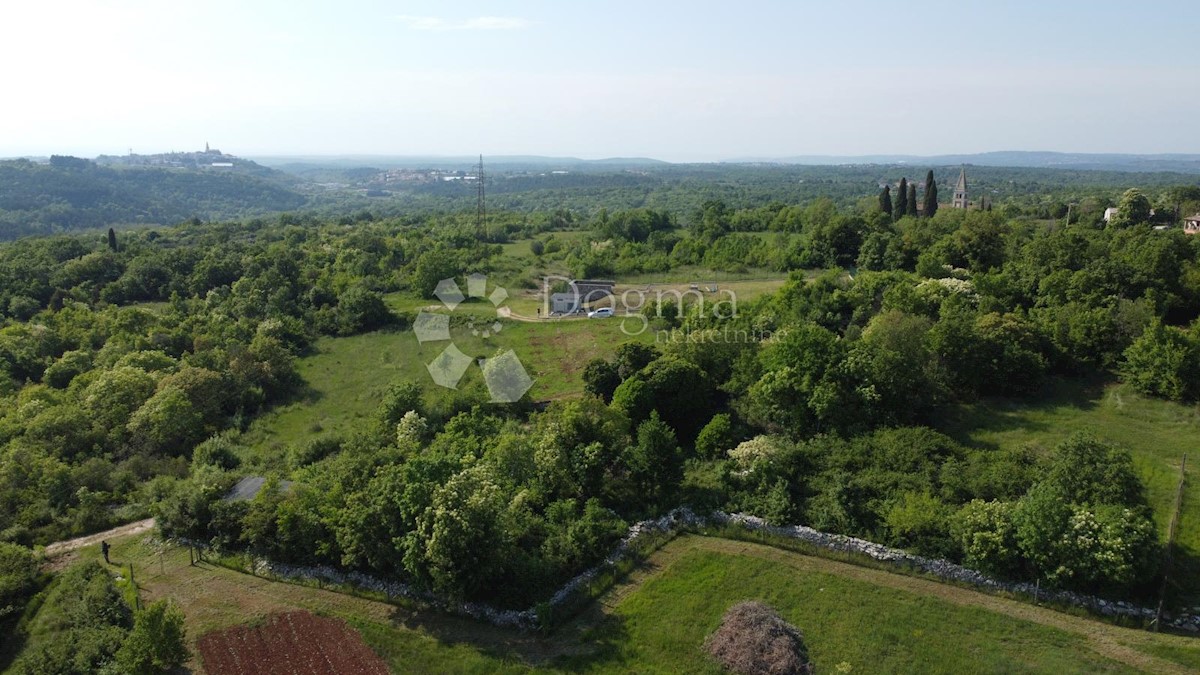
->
xmin=1 ymin=0 xmax=1198 ymax=161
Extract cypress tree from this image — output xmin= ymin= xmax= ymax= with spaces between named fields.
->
xmin=906 ymin=183 xmax=918 ymax=216
xmin=895 ymin=178 xmax=908 ymax=218
xmin=107 ymin=227 xmax=118 ymax=251
xmin=878 ymin=185 xmax=893 ymax=216
xmin=923 ymin=170 xmax=938 ymax=218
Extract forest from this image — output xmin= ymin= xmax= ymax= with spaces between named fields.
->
xmin=0 ymin=158 xmax=307 ymax=239
xmin=5 ymin=154 xmax=1200 ymax=241
xmin=3 ymin=172 xmax=1200 ymax=670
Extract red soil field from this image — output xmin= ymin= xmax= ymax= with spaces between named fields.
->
xmin=197 ymin=610 xmax=389 ymax=675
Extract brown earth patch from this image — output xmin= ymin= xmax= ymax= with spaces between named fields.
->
xmin=196 ymin=610 xmax=388 ymax=675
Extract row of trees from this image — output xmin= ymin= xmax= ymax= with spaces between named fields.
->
xmin=724 ymin=429 xmax=1157 ymax=592
xmin=878 ymin=171 xmax=939 ymax=219
xmin=159 ymin=391 xmax=677 ymax=605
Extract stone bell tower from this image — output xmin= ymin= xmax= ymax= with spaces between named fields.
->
xmin=952 ymin=166 xmax=968 ymax=209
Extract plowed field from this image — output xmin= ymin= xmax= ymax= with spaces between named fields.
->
xmin=197 ymin=611 xmax=388 ymax=675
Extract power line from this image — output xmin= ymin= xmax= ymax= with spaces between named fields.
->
xmin=476 ymin=154 xmax=486 ymax=236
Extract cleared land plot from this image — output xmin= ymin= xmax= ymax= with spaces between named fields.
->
xmin=608 ymin=278 xmax=785 ymax=312
xmin=940 ymin=379 xmax=1200 ymax=606
xmin=387 ymin=274 xmax=789 ymax=319
xmin=78 ymin=530 xmax=1200 ymax=674
xmin=615 ymin=265 xmax=799 ymax=286
xmin=197 ymin=610 xmax=389 ymax=675
xmin=240 ymin=318 xmax=654 ymax=466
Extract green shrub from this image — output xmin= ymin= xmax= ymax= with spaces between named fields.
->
xmin=112 ymin=600 xmax=188 ymax=674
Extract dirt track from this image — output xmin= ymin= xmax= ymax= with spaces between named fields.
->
xmin=42 ymin=518 xmax=156 ymax=557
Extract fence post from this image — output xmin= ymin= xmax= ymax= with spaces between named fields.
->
xmin=129 ymin=563 xmax=140 ymax=610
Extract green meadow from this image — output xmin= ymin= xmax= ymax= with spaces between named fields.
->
xmin=941 ymin=379 xmax=1200 ymax=606
xmin=239 ymin=312 xmax=656 ymax=463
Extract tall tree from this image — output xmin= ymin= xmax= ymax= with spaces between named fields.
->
xmin=1110 ymin=188 xmax=1152 ymax=228
xmin=923 ymin=170 xmax=939 ymax=218
xmin=906 ymin=183 xmax=918 ymax=216
xmin=878 ymin=185 xmax=893 ymax=216
xmin=624 ymin=411 xmax=682 ymax=506
xmin=107 ymin=227 xmax=118 ymax=251
xmin=895 ymin=178 xmax=908 ymax=219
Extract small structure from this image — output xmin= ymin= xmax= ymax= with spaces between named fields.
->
xmin=550 ymin=292 xmax=580 ymax=314
xmin=1103 ymin=207 xmax=1120 ymax=223
xmin=952 ymin=166 xmax=968 ymax=209
xmin=1184 ymin=213 xmax=1200 ymax=235
xmin=546 ymin=280 xmax=615 ymax=315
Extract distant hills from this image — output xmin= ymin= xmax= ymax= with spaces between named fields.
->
xmin=728 ymin=151 xmax=1200 ymax=174
xmin=249 ymin=151 xmax=1200 ymax=174
xmin=2 ymin=148 xmax=1199 ymax=241
xmin=0 ymin=156 xmax=306 ymax=240
xmin=252 ymin=154 xmax=670 ymax=174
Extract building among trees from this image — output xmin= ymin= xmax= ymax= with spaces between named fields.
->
xmin=1185 ymin=213 xmax=1200 ymax=235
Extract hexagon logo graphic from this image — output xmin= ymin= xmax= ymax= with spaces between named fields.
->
xmin=417 ymin=274 xmax=534 ymax=402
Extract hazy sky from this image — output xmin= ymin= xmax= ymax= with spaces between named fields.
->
xmin=2 ymin=0 xmax=1197 ymax=161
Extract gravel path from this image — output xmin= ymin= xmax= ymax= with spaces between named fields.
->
xmin=42 ymin=518 xmax=156 ymax=557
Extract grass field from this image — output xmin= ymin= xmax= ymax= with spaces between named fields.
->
xmin=385 ymin=270 xmax=791 ymax=319
xmin=240 ymin=317 xmax=656 ymax=463
xmin=616 ymin=266 xmax=795 ymax=285
xmin=47 ymin=532 xmax=1200 ymax=674
xmin=249 ymin=270 xmax=786 ymax=464
xmin=558 ymin=538 xmax=1190 ymax=674
xmin=940 ymin=379 xmax=1200 ymax=606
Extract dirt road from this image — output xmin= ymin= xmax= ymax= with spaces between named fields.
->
xmin=42 ymin=518 xmax=156 ymax=557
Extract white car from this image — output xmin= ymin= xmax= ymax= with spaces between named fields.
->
xmin=588 ymin=307 xmax=614 ymax=318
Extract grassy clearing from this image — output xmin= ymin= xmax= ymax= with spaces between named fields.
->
xmin=940 ymin=379 xmax=1200 ymax=605
xmin=569 ymin=544 xmax=1130 ymax=673
xmin=241 ymin=317 xmax=656 ymax=463
xmin=51 ymin=532 xmax=1200 ymax=674
xmin=587 ymin=537 xmax=1200 ymax=674
xmin=249 ymin=270 xmax=788 ymax=467
xmin=617 ymin=266 xmax=791 ymax=285
xmin=610 ymin=278 xmax=786 ymax=309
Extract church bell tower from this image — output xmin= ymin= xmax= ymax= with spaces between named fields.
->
xmin=952 ymin=166 xmax=968 ymax=209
